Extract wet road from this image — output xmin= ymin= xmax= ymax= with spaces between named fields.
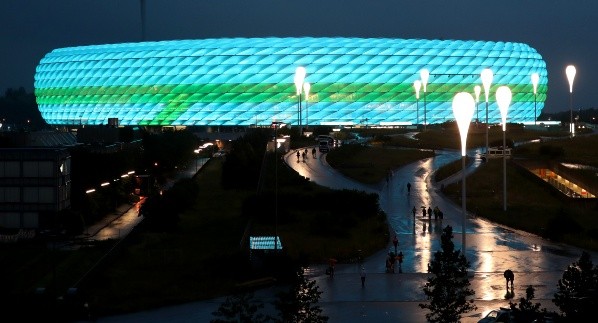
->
xmin=286 ymin=146 xmax=597 ymax=322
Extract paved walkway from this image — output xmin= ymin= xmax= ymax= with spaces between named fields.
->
xmin=99 ymin=147 xmax=596 ymax=322
xmin=286 ymin=146 xmax=596 ymax=322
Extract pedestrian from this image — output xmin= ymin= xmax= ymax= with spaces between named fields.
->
xmin=296 ymin=150 xmax=300 ymax=161
xmin=407 ymin=182 xmax=411 ymax=193
xmin=302 ymin=151 xmax=306 ymax=162
xmin=412 ymin=206 xmax=417 ymax=217
xmin=422 ymin=207 xmax=427 ymax=218
xmin=392 ymin=235 xmax=399 ymax=253
xmin=397 ymin=251 xmax=404 ymax=269
xmin=312 ymin=147 xmax=317 ymax=158
xmin=433 ymin=206 xmax=439 ymax=219
xmin=328 ymin=258 xmax=337 ymax=278
xmin=428 ymin=207 xmax=433 ymax=220
xmin=504 ymin=269 xmax=514 ymax=290
xmin=360 ymin=267 xmax=366 ymax=287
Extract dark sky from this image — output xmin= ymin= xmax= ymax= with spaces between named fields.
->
xmin=2 ymin=0 xmax=597 ymax=113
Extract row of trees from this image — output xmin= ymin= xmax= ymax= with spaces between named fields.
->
xmin=420 ymin=225 xmax=598 ymax=323
xmin=211 ymin=267 xmax=328 ymax=323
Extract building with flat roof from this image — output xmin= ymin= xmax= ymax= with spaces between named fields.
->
xmin=0 ymin=148 xmax=71 ymax=229
xmin=34 ymin=37 xmax=547 ymax=127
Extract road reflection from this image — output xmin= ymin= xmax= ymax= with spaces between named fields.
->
xmin=92 ymin=198 xmax=145 ymax=241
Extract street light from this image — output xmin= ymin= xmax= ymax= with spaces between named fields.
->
xmin=303 ymin=82 xmax=311 ymax=131
xmin=531 ymin=73 xmax=540 ymax=125
xmin=414 ymin=80 xmax=422 ymax=125
xmin=420 ymin=69 xmax=430 ymax=130
xmin=452 ymin=92 xmax=475 ymax=253
xmin=496 ymin=86 xmax=512 ymax=212
xmin=566 ymin=65 xmax=576 ymax=136
xmin=481 ymin=68 xmax=494 ymax=154
xmin=294 ymin=66 xmax=306 ymax=136
xmin=474 ymin=85 xmax=481 ymax=122
xmin=271 ymin=121 xmax=283 ymax=250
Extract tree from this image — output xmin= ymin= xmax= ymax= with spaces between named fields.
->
xmin=419 ymin=225 xmax=476 ymax=323
xmin=509 ymin=285 xmax=546 ymax=323
xmin=211 ymin=292 xmax=267 ymax=323
xmin=553 ymin=251 xmax=598 ymax=320
xmin=273 ymin=267 xmax=328 ymax=323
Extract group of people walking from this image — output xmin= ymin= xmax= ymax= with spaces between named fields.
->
xmin=412 ymin=205 xmax=444 ymax=220
xmin=296 ymin=147 xmax=317 ymax=162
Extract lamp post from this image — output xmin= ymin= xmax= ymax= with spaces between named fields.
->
xmin=420 ymin=69 xmax=430 ymax=131
xmin=566 ymin=65 xmax=576 ymax=136
xmin=303 ymin=82 xmax=311 ymax=131
xmin=414 ymin=80 xmax=422 ymax=126
xmin=531 ymin=73 xmax=540 ymax=125
xmin=271 ymin=121 xmax=282 ymax=250
xmin=474 ymin=85 xmax=481 ymax=123
xmin=294 ymin=66 xmax=306 ymax=136
xmin=481 ymin=68 xmax=493 ymax=154
xmin=452 ymin=92 xmax=475 ymax=253
xmin=496 ymin=86 xmax=512 ymax=212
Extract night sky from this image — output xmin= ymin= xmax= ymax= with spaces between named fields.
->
xmin=2 ymin=0 xmax=597 ymax=113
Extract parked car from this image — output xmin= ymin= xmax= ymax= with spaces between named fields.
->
xmin=212 ymin=149 xmax=226 ymax=157
xmin=318 ymin=140 xmax=330 ymax=153
xmin=478 ymin=308 xmax=513 ymax=323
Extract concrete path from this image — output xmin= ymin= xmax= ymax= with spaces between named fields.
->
xmin=285 ymin=146 xmax=597 ymax=322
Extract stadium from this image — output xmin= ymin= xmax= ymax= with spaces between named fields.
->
xmin=34 ymin=37 xmax=547 ymax=127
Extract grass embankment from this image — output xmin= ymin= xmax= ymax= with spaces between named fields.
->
xmin=83 ymin=157 xmax=387 ymax=316
xmin=326 ymin=144 xmax=435 ymax=184
xmin=442 ymin=158 xmax=598 ymax=250
xmin=326 ymin=128 xmax=598 ymax=251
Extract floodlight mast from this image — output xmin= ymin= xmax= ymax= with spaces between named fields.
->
xmin=414 ymin=80 xmax=422 ymax=126
xmin=294 ymin=67 xmax=306 ymax=135
xmin=481 ymin=68 xmax=493 ymax=154
xmin=474 ymin=85 xmax=481 ymax=122
xmin=420 ymin=69 xmax=430 ymax=130
xmin=565 ymin=65 xmax=576 ymax=136
xmin=496 ymin=86 xmax=512 ymax=212
xmin=452 ymin=92 xmax=475 ymax=254
xmin=531 ymin=73 xmax=540 ymax=125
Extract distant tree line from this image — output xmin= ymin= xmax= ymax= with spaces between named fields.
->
xmin=0 ymin=87 xmax=46 ymax=129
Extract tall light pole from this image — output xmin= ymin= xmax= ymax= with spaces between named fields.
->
xmin=531 ymin=73 xmax=540 ymax=125
xmin=294 ymin=66 xmax=306 ymax=136
xmin=303 ymin=82 xmax=311 ymax=131
xmin=271 ymin=121 xmax=282 ymax=250
xmin=420 ymin=69 xmax=430 ymax=131
xmin=414 ymin=80 xmax=422 ymax=126
xmin=481 ymin=68 xmax=494 ymax=154
xmin=566 ymin=65 xmax=576 ymax=136
xmin=474 ymin=85 xmax=481 ymax=123
xmin=452 ymin=92 xmax=475 ymax=253
xmin=496 ymin=86 xmax=512 ymax=212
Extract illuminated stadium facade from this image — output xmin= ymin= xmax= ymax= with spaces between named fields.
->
xmin=34 ymin=37 xmax=547 ymax=127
